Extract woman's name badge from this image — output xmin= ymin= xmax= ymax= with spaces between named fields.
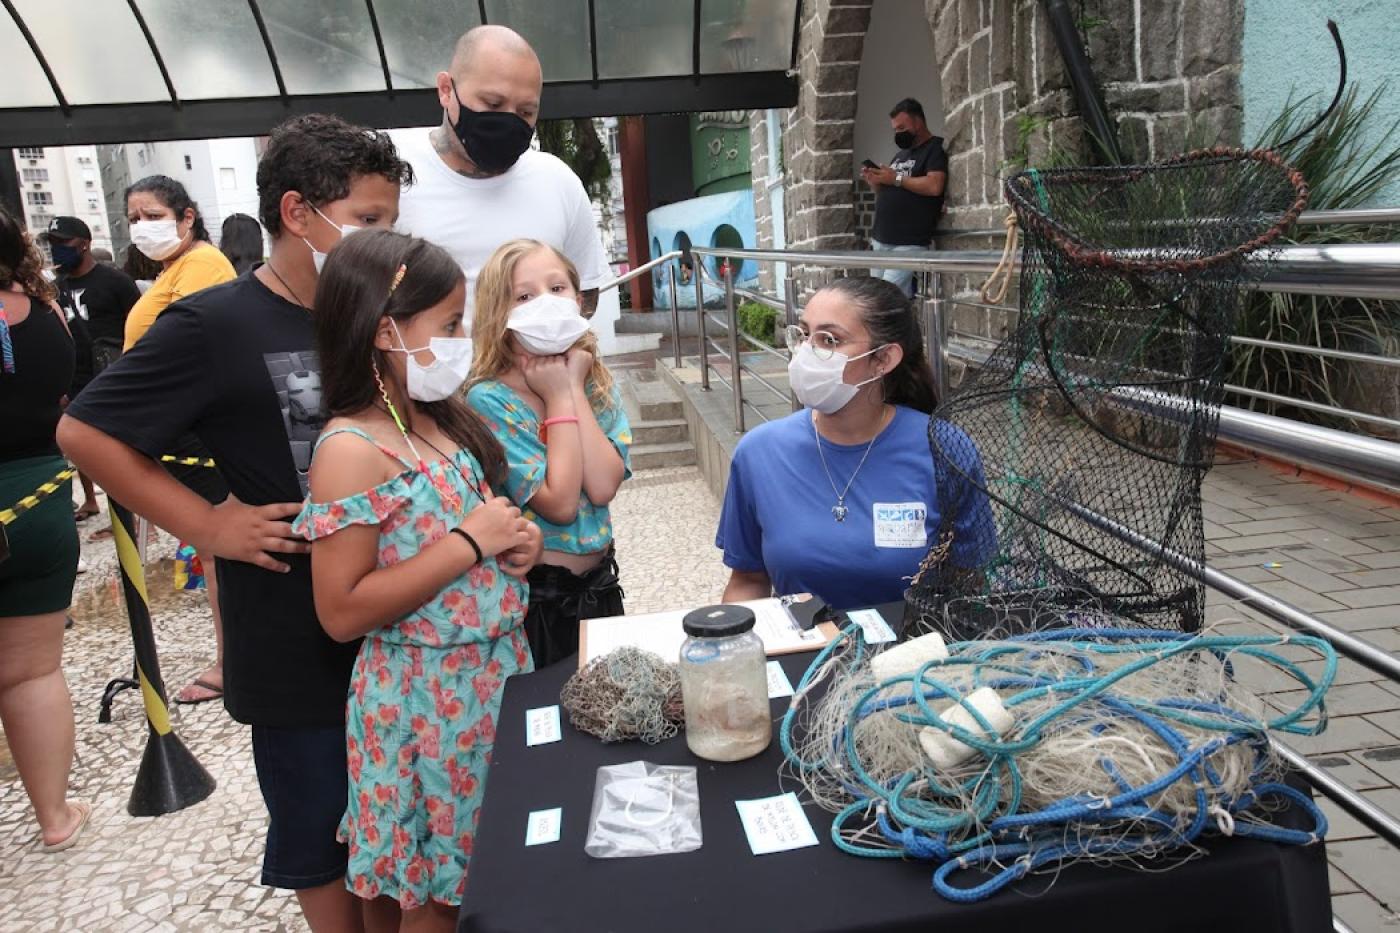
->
xmin=873 ymin=502 xmax=927 ymax=549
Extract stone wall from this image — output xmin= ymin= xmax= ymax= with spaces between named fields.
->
xmin=750 ymin=0 xmax=1246 ymax=310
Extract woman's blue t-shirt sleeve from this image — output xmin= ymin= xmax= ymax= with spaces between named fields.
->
xmin=933 ymin=420 xmax=999 ymax=567
xmin=716 ymin=445 xmax=765 ymax=572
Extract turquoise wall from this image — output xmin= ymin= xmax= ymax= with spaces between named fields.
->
xmin=1243 ymin=0 xmax=1399 ymax=206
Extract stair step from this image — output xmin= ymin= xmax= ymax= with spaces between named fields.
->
xmin=630 ymin=441 xmax=698 ymax=471
xmin=631 ymin=418 xmax=689 ymax=445
xmin=621 ymin=369 xmax=684 ymax=421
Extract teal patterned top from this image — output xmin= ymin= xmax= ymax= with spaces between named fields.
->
xmin=467 ymin=379 xmax=632 ymax=555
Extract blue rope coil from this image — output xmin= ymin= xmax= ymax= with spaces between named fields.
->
xmin=780 ymin=626 xmax=1334 ymax=902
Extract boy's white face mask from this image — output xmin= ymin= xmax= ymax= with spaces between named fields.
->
xmin=507 ymin=293 xmax=590 ymax=355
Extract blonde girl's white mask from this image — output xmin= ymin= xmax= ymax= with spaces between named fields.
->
xmin=388 ymin=319 xmax=474 ymax=402
xmin=130 ymin=219 xmax=185 ymax=261
xmin=507 ymin=293 xmax=590 ymax=355
xmin=787 ymin=341 xmax=887 ymax=414
xmin=305 ymin=204 xmax=361 ymax=274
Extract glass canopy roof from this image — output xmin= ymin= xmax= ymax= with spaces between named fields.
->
xmin=1 ymin=0 xmax=800 ymax=146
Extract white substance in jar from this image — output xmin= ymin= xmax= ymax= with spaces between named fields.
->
xmin=678 ymin=606 xmax=773 ymax=762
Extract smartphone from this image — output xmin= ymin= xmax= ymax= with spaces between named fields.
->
xmin=861 ymin=159 xmax=879 ymax=170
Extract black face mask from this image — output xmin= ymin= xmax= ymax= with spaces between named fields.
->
xmin=51 ymin=243 xmax=83 ymax=271
xmin=450 ymin=83 xmax=534 ymax=174
xmin=894 ymin=130 xmax=918 ymax=150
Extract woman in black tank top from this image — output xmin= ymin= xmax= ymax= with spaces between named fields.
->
xmin=0 ymin=207 xmax=91 ymax=852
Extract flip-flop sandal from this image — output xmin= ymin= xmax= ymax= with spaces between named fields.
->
xmin=37 ymin=801 xmax=91 ymax=853
xmin=174 ymin=677 xmax=224 ymax=705
xmin=73 ymin=505 xmax=100 ymax=522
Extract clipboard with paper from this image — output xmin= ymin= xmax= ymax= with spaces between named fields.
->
xmin=577 ymin=596 xmax=839 ymax=668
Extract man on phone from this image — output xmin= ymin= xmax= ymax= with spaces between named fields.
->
xmin=860 ymin=98 xmax=948 ymax=297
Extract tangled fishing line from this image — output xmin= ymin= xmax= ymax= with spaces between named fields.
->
xmin=780 ymin=623 xmax=1335 ymax=902
xmin=560 ymin=647 xmax=685 ymax=744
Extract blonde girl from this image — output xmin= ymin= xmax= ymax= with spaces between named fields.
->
xmin=467 ymin=239 xmax=631 ymax=668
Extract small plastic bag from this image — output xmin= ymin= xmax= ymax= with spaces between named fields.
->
xmin=584 ymin=761 xmax=702 ymax=858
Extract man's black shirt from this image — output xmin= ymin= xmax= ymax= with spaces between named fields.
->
xmin=872 ymin=136 xmax=950 ymax=247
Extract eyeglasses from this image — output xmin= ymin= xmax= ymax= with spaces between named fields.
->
xmin=784 ymin=324 xmax=861 ymax=361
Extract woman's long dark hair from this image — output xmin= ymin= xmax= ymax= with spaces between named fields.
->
xmin=219 ymin=213 xmax=263 ymax=275
xmin=822 ymin=276 xmax=939 ymax=413
xmin=313 ymin=229 xmax=505 ymax=486
xmin=125 ymin=175 xmax=210 ymax=242
xmin=0 ymin=207 xmax=56 ymax=302
xmin=122 ymin=243 xmax=161 ymax=281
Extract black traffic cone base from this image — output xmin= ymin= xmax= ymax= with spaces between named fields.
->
xmin=127 ymin=728 xmax=217 ymax=817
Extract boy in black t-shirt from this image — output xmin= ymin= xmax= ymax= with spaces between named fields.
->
xmin=60 ymin=115 xmax=414 ymax=931
xmin=861 ymin=97 xmax=949 ymax=297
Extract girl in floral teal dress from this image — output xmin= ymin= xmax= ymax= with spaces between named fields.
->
xmin=467 ymin=239 xmax=632 ymax=668
xmin=294 ymin=230 xmax=542 ymax=931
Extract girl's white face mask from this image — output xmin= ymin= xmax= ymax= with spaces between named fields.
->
xmin=787 ymin=341 xmax=886 ymax=414
xmin=507 ymin=293 xmax=590 ymax=355
xmin=388 ymin=319 xmax=474 ymax=402
xmin=130 ymin=219 xmax=185 ymax=261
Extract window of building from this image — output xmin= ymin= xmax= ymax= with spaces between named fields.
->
xmin=26 ymin=191 xmax=53 ymax=206
xmin=32 ymin=212 xmax=53 ymax=229
xmin=77 ymin=156 xmax=93 ymax=165
xmin=184 ymin=155 xmax=193 ymax=171
xmin=87 ymin=197 xmax=100 ymax=211
xmin=137 ymin=148 xmax=148 ymax=166
xmin=21 ymin=168 xmax=49 ymax=183
xmin=220 ymin=167 xmax=237 ymax=190
xmin=17 ymin=147 xmax=43 ymax=160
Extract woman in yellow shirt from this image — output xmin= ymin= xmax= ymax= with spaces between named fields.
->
xmin=121 ymin=175 xmax=237 ymax=706
xmin=123 ymin=175 xmax=237 ymax=351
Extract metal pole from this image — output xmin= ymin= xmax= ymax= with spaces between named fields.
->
xmin=1275 ymin=742 xmax=1400 ymax=849
xmin=1064 ymin=500 xmax=1400 ymax=683
xmin=668 ymin=264 xmax=681 ymax=369
xmin=107 ymin=501 xmax=217 ymax=816
xmin=724 ymin=261 xmax=745 ymax=433
xmin=926 ymin=271 xmax=948 ymax=403
xmin=695 ymin=263 xmax=710 ymax=391
xmin=784 ymin=276 xmax=800 ymax=412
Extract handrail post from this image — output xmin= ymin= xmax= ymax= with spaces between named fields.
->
xmin=695 ymin=264 xmax=710 ymax=390
xmin=784 ymin=275 xmax=800 ymax=412
xmin=668 ymin=264 xmax=682 ymax=369
xmin=724 ymin=261 xmax=745 ymax=433
xmin=927 ymin=270 xmax=948 ymax=402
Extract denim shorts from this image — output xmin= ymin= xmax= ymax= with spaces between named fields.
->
xmin=250 ymin=724 xmax=349 ymax=889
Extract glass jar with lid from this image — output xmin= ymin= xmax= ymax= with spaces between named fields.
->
xmin=678 ymin=604 xmax=772 ymax=762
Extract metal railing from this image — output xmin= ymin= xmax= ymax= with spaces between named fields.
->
xmin=668 ymin=207 xmax=1400 ymax=877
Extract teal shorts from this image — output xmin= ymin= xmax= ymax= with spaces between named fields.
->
xmin=0 ymin=456 xmax=79 ymax=618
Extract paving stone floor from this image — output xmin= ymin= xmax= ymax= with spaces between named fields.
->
xmin=1 ymin=456 xmax=1397 ymax=931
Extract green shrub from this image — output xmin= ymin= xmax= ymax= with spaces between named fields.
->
xmin=1234 ymin=85 xmax=1400 ymax=435
xmin=737 ymin=301 xmax=778 ymax=347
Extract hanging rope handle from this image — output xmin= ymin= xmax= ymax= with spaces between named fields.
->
xmin=978 ymin=213 xmax=1019 ymax=306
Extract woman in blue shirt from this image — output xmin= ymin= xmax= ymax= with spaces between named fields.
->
xmin=716 ymin=276 xmax=994 ymax=611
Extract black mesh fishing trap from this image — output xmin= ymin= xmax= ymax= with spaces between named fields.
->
xmin=906 ymin=147 xmax=1310 ymax=640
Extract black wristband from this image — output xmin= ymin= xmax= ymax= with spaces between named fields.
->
xmin=450 ymin=527 xmax=484 ymax=565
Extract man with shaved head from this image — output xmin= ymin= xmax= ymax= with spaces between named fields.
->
xmin=394 ymin=25 xmax=609 ymax=318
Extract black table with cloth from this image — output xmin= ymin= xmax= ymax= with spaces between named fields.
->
xmin=457 ymin=603 xmax=1332 ymax=933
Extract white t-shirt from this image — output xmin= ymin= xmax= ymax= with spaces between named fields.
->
xmin=395 ymin=132 xmax=610 ymax=312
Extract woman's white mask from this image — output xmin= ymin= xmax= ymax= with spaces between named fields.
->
xmin=787 ymin=342 xmax=886 ymax=414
